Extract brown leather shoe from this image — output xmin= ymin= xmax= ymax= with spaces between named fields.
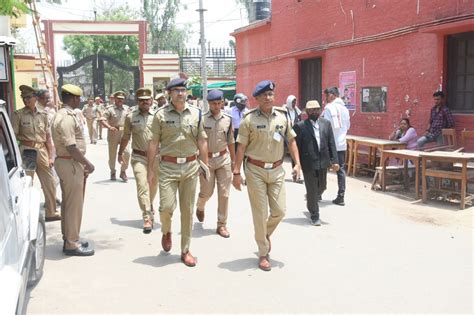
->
xmin=45 ymin=214 xmax=61 ymax=222
xmin=110 ymin=171 xmax=116 ymax=181
xmin=120 ymin=171 xmax=128 ymax=182
xmin=266 ymin=235 xmax=271 ymax=253
xmin=181 ymin=251 xmax=196 ymax=267
xmin=143 ymin=218 xmax=153 ymax=234
xmin=161 ymin=232 xmax=172 ymax=252
xmin=258 ymin=256 xmax=271 ymax=271
xmin=216 ymin=226 xmax=230 ymax=238
xmin=196 ymin=209 xmax=205 ymax=222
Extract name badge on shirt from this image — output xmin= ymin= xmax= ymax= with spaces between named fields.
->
xmin=273 ymin=132 xmax=282 ymax=142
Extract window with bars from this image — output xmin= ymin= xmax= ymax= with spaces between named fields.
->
xmin=447 ymin=31 xmax=474 ymax=113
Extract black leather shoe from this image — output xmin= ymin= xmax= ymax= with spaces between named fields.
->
xmin=63 ymin=240 xmax=89 ymax=252
xmin=64 ymin=244 xmax=94 ymax=256
xmin=332 ymin=196 xmax=345 ymax=206
xmin=311 ymin=218 xmax=322 ymax=226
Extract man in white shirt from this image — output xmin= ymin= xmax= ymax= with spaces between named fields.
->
xmin=323 ymin=87 xmax=351 ymax=206
xmin=227 ymin=93 xmax=249 ymax=146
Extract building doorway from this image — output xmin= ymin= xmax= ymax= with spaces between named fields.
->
xmin=299 ymin=57 xmax=322 ymax=109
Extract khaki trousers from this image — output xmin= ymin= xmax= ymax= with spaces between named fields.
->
xmin=131 ymin=156 xmax=160 ymax=220
xmin=196 ymin=158 xmax=232 ymax=228
xmin=107 ymin=129 xmax=129 ymax=172
xmin=54 ymin=159 xmax=84 ymax=250
xmin=86 ymin=119 xmax=97 ymax=143
xmin=159 ymin=160 xmax=199 ymax=253
xmin=97 ymin=119 xmax=103 ymax=139
xmin=244 ymin=162 xmax=286 ymax=257
xmin=23 ymin=146 xmax=57 ymax=217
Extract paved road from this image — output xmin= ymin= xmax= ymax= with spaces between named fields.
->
xmin=26 ymin=137 xmax=473 ymax=313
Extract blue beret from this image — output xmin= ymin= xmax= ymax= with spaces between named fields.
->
xmin=207 ymin=89 xmax=223 ymax=101
xmin=252 ymin=80 xmax=276 ymax=97
xmin=166 ymin=78 xmax=187 ymax=90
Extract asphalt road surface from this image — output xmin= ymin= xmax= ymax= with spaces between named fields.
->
xmin=26 ymin=137 xmax=473 ymax=314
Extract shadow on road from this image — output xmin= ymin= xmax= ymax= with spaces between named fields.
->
xmin=110 ymin=217 xmax=161 ymax=230
xmin=192 ymin=223 xmax=216 ymax=238
xmin=133 ymin=252 xmax=183 ymax=267
xmin=218 ymin=256 xmax=285 ymax=272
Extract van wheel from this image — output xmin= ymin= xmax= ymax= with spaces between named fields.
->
xmin=27 ymin=217 xmax=46 ymax=287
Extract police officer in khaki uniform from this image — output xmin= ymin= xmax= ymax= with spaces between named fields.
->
xmin=232 ymin=80 xmax=301 ymax=271
xmin=147 ymin=78 xmax=208 ymax=267
xmin=51 ymin=84 xmax=95 ymax=256
xmin=13 ymin=85 xmax=60 ymax=221
xmin=95 ymin=96 xmax=105 ymax=140
xmin=118 ymin=88 xmax=160 ymax=234
xmin=82 ymin=96 xmax=98 ymax=144
xmin=101 ymin=91 xmax=130 ymax=181
xmin=195 ymin=89 xmax=235 ymax=238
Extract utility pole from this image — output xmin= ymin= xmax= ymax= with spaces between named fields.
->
xmin=197 ymin=0 xmax=208 ymax=111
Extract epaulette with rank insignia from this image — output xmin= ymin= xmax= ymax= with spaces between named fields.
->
xmin=222 ymin=112 xmax=232 ymax=119
xmin=274 ymin=106 xmax=288 ymax=113
xmin=244 ymin=107 xmax=258 ymax=117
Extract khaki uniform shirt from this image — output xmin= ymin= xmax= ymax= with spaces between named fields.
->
xmin=150 ymin=103 xmax=207 ymax=157
xmin=237 ymin=106 xmax=296 ymax=163
xmin=203 ymin=111 xmax=234 ymax=153
xmin=12 ymin=106 xmax=49 ymax=144
xmin=103 ymin=104 xmax=129 ymax=128
xmin=51 ymin=105 xmax=87 ymax=156
xmin=96 ymin=104 xmax=106 ymax=120
xmin=123 ymin=108 xmax=154 ymax=159
xmin=82 ymin=104 xmax=98 ymax=120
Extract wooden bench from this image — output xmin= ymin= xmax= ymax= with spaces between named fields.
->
xmin=372 ymin=165 xmax=415 ymax=190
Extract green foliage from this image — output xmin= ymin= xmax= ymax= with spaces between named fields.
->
xmin=0 ymin=0 xmax=31 ymax=18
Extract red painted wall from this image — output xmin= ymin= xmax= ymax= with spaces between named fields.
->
xmin=233 ymin=0 xmax=474 ymax=141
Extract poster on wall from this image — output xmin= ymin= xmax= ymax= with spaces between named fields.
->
xmin=361 ymin=86 xmax=387 ymax=112
xmin=339 ymin=71 xmax=356 ymax=110
xmin=0 ymin=47 xmax=9 ymax=82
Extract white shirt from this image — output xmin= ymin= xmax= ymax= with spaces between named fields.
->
xmin=323 ymin=97 xmax=350 ymax=151
xmin=310 ymin=119 xmax=320 ymax=149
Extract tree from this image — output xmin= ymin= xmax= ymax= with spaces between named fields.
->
xmin=234 ymin=0 xmax=252 ymax=18
xmin=142 ymin=0 xmax=188 ymax=53
xmin=0 ymin=0 xmax=30 ymax=18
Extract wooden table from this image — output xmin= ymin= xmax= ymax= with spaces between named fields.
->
xmin=348 ymin=136 xmax=407 ymax=176
xmin=380 ymin=149 xmax=422 ymax=199
xmin=420 ymin=151 xmax=474 ymax=210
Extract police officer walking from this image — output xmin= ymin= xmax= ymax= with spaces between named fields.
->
xmin=82 ymin=96 xmax=98 ymax=144
xmin=13 ymin=85 xmax=60 ymax=221
xmin=101 ymin=91 xmax=130 ymax=181
xmin=232 ymin=80 xmax=301 ymax=271
xmin=195 ymin=89 xmax=235 ymax=238
xmin=118 ymin=88 xmax=160 ymax=234
xmin=95 ymin=96 xmax=105 ymax=140
xmin=147 ymin=78 xmax=208 ymax=267
xmin=51 ymin=84 xmax=95 ymax=256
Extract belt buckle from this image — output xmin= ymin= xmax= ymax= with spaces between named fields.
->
xmin=212 ymin=152 xmax=220 ymax=158
xmin=263 ymin=162 xmax=273 ymax=169
xmin=176 ymin=157 xmax=186 ymax=164
xmin=34 ymin=143 xmax=42 ymax=149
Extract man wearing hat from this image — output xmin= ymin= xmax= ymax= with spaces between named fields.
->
xmin=228 ymin=93 xmax=249 ymax=145
xmin=195 ymin=89 xmax=235 ymax=238
xmin=118 ymin=88 xmax=160 ymax=234
xmin=232 ymin=80 xmax=301 ymax=271
xmin=13 ymin=85 xmax=60 ymax=221
xmin=101 ymin=91 xmax=130 ymax=181
xmin=82 ymin=96 xmax=99 ymax=144
xmin=293 ymin=100 xmax=339 ymax=226
xmin=147 ymin=77 xmax=209 ymax=267
xmin=151 ymin=92 xmax=167 ymax=112
xmin=51 ymin=84 xmax=95 ymax=256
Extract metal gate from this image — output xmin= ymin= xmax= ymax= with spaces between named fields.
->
xmin=299 ymin=58 xmax=322 ymax=108
xmin=57 ymin=54 xmax=139 ymax=103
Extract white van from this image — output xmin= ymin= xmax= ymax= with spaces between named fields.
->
xmin=0 ymin=102 xmax=45 ymax=315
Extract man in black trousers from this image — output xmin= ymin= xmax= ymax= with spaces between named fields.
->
xmin=293 ymin=100 xmax=339 ymax=226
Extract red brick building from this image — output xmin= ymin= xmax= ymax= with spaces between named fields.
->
xmin=232 ymin=1 xmax=474 ymax=138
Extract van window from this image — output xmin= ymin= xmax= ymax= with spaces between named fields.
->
xmin=0 ymin=113 xmax=18 ymax=172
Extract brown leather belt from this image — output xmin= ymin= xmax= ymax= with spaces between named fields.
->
xmin=20 ymin=140 xmax=45 ymax=149
xmin=161 ymin=155 xmax=197 ymax=164
xmin=208 ymin=149 xmax=227 ymax=158
xmin=132 ymin=149 xmax=147 ymax=157
xmin=247 ymin=157 xmax=283 ymax=169
xmin=56 ymin=156 xmax=74 ymax=160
